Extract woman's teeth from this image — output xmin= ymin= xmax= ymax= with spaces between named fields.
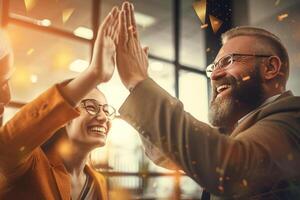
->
xmin=89 ymin=126 xmax=106 ymax=135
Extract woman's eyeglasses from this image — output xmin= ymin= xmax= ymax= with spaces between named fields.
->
xmin=80 ymin=99 xmax=116 ymax=120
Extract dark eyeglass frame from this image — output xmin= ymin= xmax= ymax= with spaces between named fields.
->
xmin=206 ymin=53 xmax=273 ymax=78
xmin=80 ymin=99 xmax=116 ymax=120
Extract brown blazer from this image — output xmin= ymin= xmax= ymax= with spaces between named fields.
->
xmin=0 ymin=85 xmax=108 ymax=200
xmin=119 ymin=78 xmax=300 ymax=199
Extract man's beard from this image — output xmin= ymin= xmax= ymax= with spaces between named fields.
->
xmin=208 ymin=65 xmax=264 ymax=129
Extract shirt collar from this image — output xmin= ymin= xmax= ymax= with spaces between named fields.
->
xmin=238 ymin=93 xmax=282 ymax=124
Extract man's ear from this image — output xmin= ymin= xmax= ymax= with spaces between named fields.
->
xmin=263 ymin=56 xmax=282 ymax=80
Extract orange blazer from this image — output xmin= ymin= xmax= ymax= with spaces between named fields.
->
xmin=0 ymin=84 xmax=108 ymax=200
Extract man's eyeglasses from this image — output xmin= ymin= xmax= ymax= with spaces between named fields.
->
xmin=80 ymin=99 xmax=116 ymax=120
xmin=206 ymin=53 xmax=272 ymax=78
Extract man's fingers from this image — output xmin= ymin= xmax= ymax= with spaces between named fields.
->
xmin=118 ymin=10 xmax=128 ymax=46
xmin=129 ymin=3 xmax=139 ymax=40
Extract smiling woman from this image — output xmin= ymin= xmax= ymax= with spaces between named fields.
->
xmin=40 ymin=88 xmax=114 ymax=200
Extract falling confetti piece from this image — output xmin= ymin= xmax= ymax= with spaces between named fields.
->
xmin=206 ymin=48 xmax=211 ymax=52
xmin=277 ymin=13 xmax=288 ymax=21
xmin=27 ymin=48 xmax=34 ymax=55
xmin=209 ymin=15 xmax=223 ymax=33
xmin=242 ymin=179 xmax=248 ymax=187
xmin=193 ymin=0 xmax=207 ymax=25
xmin=62 ymin=8 xmax=75 ymax=24
xmin=242 ymin=76 xmax=251 ymax=81
xmin=201 ymin=24 xmax=208 ymax=29
xmin=20 ymin=146 xmax=25 ymax=151
xmin=275 ymin=0 xmax=280 ymax=6
xmin=24 ymin=0 xmax=37 ymax=11
xmin=219 ymin=176 xmax=223 ymax=181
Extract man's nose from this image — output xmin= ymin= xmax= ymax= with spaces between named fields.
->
xmin=0 ymin=82 xmax=11 ymax=105
xmin=210 ymin=68 xmax=226 ymax=80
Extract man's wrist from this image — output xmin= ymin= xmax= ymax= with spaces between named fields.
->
xmin=127 ymin=78 xmax=147 ymax=92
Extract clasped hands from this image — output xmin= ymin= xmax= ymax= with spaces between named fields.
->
xmin=88 ymin=1 xmax=149 ymax=91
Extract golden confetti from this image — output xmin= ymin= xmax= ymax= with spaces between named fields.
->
xmin=287 ymin=153 xmax=294 ymax=161
xmin=275 ymin=0 xmax=280 ymax=6
xmin=242 ymin=76 xmax=251 ymax=81
xmin=242 ymin=179 xmax=248 ymax=187
xmin=27 ymin=48 xmax=34 ymax=55
xmin=209 ymin=15 xmax=223 ymax=33
xmin=19 ymin=146 xmax=25 ymax=151
xmin=201 ymin=24 xmax=208 ymax=29
xmin=193 ymin=0 xmax=207 ymax=25
xmin=24 ymin=0 xmax=37 ymax=11
xmin=206 ymin=48 xmax=211 ymax=52
xmin=277 ymin=13 xmax=288 ymax=21
xmin=62 ymin=8 xmax=75 ymax=24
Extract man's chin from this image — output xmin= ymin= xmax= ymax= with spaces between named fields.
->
xmin=209 ymin=96 xmax=236 ymax=128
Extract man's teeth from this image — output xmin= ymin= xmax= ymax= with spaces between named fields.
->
xmin=217 ymin=85 xmax=230 ymax=93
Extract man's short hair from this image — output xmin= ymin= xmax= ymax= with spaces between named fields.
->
xmin=221 ymin=26 xmax=289 ymax=85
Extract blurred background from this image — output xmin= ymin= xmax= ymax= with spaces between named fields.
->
xmin=1 ymin=0 xmax=300 ymax=199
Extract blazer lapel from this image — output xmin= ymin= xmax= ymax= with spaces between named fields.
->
xmin=85 ymin=165 xmax=107 ymax=200
xmin=46 ymin=140 xmax=71 ymax=200
xmin=231 ymin=91 xmax=293 ymax=138
xmin=51 ymin=165 xmax=71 ymax=200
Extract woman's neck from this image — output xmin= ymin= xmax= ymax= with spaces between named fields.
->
xmin=60 ymin=140 xmax=91 ymax=177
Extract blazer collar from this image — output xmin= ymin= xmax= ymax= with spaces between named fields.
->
xmin=43 ymin=130 xmax=71 ymax=200
xmin=231 ymin=91 xmax=294 ymax=137
xmin=85 ymin=165 xmax=107 ymax=200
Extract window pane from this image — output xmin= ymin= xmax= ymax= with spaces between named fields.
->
xmin=101 ymin=0 xmax=174 ymax=61
xmin=148 ymin=59 xmax=175 ymax=97
xmin=180 ymin=0 xmax=206 ymax=69
xmin=247 ymin=0 xmax=300 ymax=95
xmin=9 ymin=0 xmax=93 ymax=33
xmin=2 ymin=107 xmax=19 ymax=124
xmin=6 ymin=24 xmax=90 ymax=102
xmin=179 ymin=71 xmax=209 ymax=123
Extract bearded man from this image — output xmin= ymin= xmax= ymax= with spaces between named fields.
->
xmin=115 ymin=2 xmax=300 ymax=199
